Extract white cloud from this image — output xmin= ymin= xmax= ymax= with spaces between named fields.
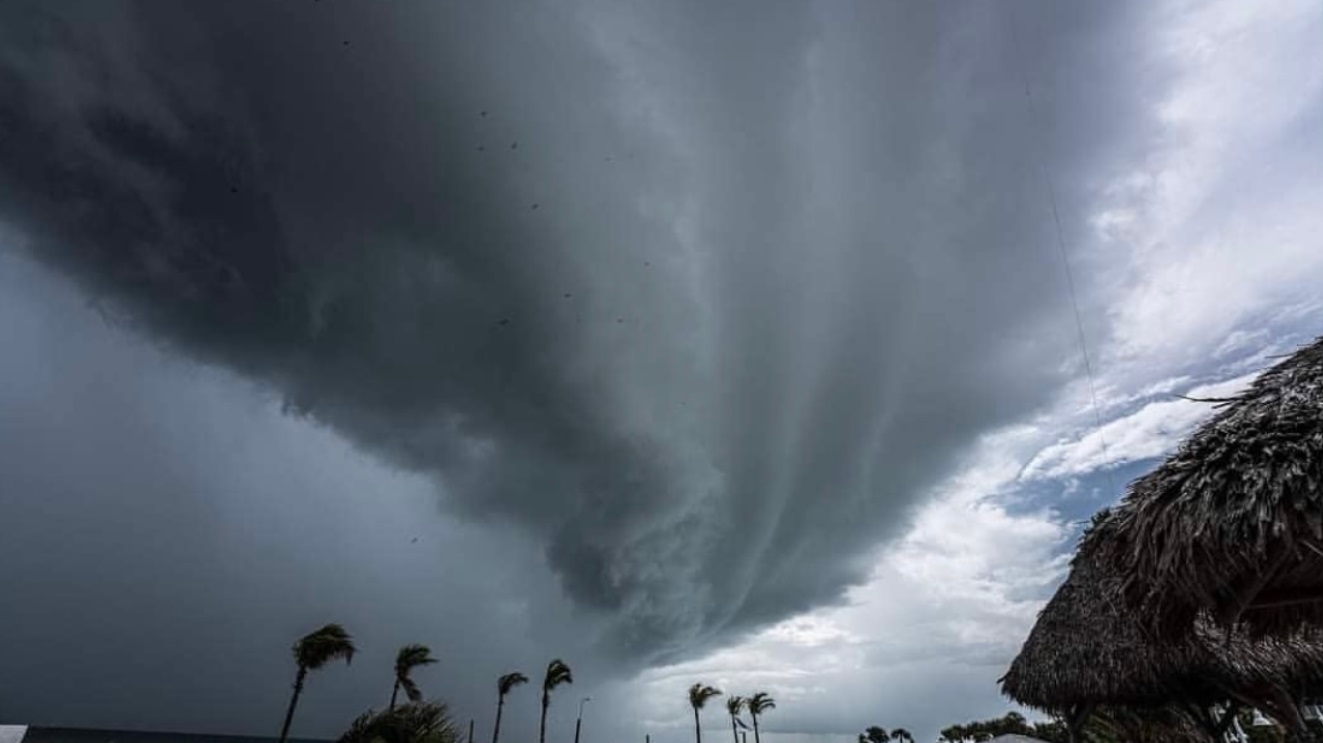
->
xmin=1090 ymin=0 xmax=1323 ymax=368
xmin=1022 ymin=372 xmax=1258 ymax=480
xmin=621 ymin=431 xmax=1071 ymax=743
xmin=616 ymin=3 xmax=1323 ymax=741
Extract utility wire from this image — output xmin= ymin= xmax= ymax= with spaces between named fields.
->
xmin=1008 ymin=7 xmax=1118 ymax=498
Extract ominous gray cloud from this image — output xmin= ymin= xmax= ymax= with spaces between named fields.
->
xmin=0 ymin=0 xmax=1153 ymax=736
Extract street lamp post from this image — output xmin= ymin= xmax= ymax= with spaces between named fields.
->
xmin=574 ymin=697 xmax=592 ymax=743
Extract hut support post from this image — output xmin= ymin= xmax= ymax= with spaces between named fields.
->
xmin=1215 ymin=702 xmax=1243 ymax=738
xmin=1264 ymin=685 xmax=1315 ymax=743
xmin=1184 ymin=701 xmax=1241 ymax=742
xmin=1065 ymin=703 xmax=1095 ymax=743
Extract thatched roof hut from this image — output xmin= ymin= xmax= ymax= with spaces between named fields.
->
xmin=1095 ymin=337 xmax=1323 ymax=638
xmin=1003 ymin=512 xmax=1323 ymax=738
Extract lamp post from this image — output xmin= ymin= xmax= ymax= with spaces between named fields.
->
xmin=574 ymin=697 xmax=592 ymax=743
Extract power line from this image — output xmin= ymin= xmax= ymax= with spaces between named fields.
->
xmin=1008 ymin=7 xmax=1117 ymax=498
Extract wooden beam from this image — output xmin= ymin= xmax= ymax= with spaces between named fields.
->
xmin=1247 ymin=586 xmax=1323 ymax=610
xmin=1220 ymin=547 xmax=1293 ymax=626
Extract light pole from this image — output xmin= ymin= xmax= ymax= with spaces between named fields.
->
xmin=574 ymin=697 xmax=592 ymax=743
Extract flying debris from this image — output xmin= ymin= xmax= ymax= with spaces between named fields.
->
xmin=563 ymin=293 xmax=572 ymax=299
xmin=511 ymin=141 xmax=518 ymax=150
xmin=531 ymin=203 xmax=539 ymax=210
xmin=497 ymin=318 xmax=510 ymax=327
xmin=480 ymin=111 xmax=487 ymax=117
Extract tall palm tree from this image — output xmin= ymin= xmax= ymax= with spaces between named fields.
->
xmin=280 ymin=623 xmax=357 ymax=743
xmin=688 ymin=684 xmax=723 ymax=743
xmin=745 ymin=693 xmax=775 ymax=743
xmin=492 ymin=672 xmax=528 ymax=743
xmin=725 ymin=696 xmax=746 ymax=743
xmin=392 ymin=644 xmax=439 ymax=709
xmin=539 ymin=659 xmax=573 ymax=743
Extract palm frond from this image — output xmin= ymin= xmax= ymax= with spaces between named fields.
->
xmin=294 ymin=623 xmax=357 ymax=670
xmin=499 ymin=672 xmax=529 ymax=696
xmin=396 ymin=644 xmax=439 ymax=674
xmin=543 ymin=659 xmax=573 ymax=692
xmin=747 ymin=693 xmax=775 ymax=715
xmin=726 ymin=696 xmax=746 ymax=716
xmin=402 ymin=676 xmax=423 ymax=703
xmin=339 ymin=709 xmax=380 ymax=743
xmin=689 ymin=683 xmax=723 ymax=709
xmin=339 ymin=702 xmax=461 ymax=743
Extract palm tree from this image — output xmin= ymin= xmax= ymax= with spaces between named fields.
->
xmin=492 ymin=672 xmax=528 ymax=743
xmin=392 ymin=644 xmax=439 ymax=709
xmin=339 ymin=701 xmax=462 ymax=743
xmin=745 ymin=693 xmax=775 ymax=743
xmin=725 ymin=696 xmax=746 ymax=743
xmin=280 ymin=623 xmax=356 ymax=743
xmin=688 ymin=684 xmax=723 ymax=743
xmin=539 ymin=659 xmax=573 ymax=743
xmin=890 ymin=730 xmax=914 ymax=743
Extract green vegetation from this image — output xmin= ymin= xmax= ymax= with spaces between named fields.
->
xmin=745 ymin=692 xmax=775 ymax=743
xmin=273 ymin=623 xmax=793 ymax=743
xmin=339 ymin=702 xmax=462 ymax=743
xmin=391 ymin=645 xmax=439 ymax=710
xmin=491 ymin=672 xmax=528 ymax=743
xmin=688 ymin=683 xmax=723 ymax=743
xmin=539 ymin=659 xmax=574 ymax=743
xmin=726 ymin=696 xmax=747 ymax=743
xmin=280 ymin=623 xmax=358 ymax=743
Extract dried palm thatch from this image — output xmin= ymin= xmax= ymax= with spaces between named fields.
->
xmin=1002 ymin=512 xmax=1323 ymax=716
xmin=1096 ymin=337 xmax=1323 ymax=637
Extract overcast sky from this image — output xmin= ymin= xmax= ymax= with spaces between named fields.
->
xmin=2 ymin=1 xmax=1322 ymax=742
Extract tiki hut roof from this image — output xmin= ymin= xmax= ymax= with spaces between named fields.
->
xmin=1095 ymin=336 xmax=1323 ymax=637
xmin=1002 ymin=513 xmax=1323 ymax=713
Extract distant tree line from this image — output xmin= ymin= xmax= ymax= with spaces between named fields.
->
xmin=278 ymin=623 xmax=780 ymax=743
xmin=929 ymin=708 xmax=1323 ymax=743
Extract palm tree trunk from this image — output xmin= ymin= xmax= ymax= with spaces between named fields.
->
xmin=694 ymin=707 xmax=702 ymax=743
xmin=540 ymin=692 xmax=550 ymax=743
xmin=751 ymin=714 xmax=760 ymax=743
xmin=391 ymin=679 xmax=400 ymax=710
xmin=492 ymin=695 xmax=505 ymax=743
xmin=730 ymin=716 xmax=738 ymax=743
xmin=279 ymin=666 xmax=307 ymax=743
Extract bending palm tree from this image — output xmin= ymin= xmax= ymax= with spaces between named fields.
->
xmin=745 ymin=693 xmax=775 ymax=743
xmin=392 ymin=644 xmax=439 ymax=709
xmin=280 ymin=623 xmax=357 ymax=743
xmin=539 ymin=659 xmax=573 ymax=743
xmin=491 ymin=672 xmax=528 ymax=743
xmin=724 ymin=696 xmax=746 ymax=743
xmin=688 ymin=684 xmax=723 ymax=743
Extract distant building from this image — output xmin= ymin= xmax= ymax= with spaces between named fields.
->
xmin=985 ymin=735 xmax=1053 ymax=743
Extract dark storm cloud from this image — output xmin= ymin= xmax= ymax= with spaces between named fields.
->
xmin=0 ymin=0 xmax=1144 ymax=678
